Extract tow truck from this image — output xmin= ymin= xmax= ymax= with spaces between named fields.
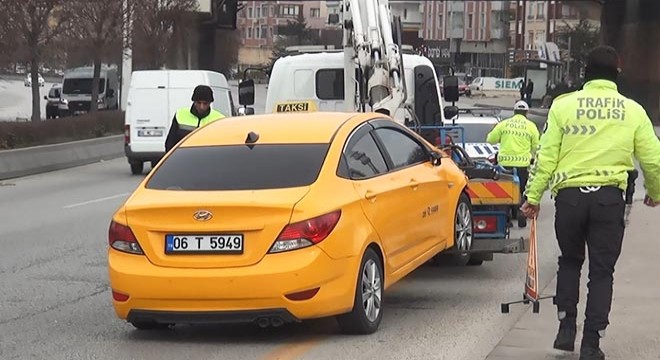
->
xmin=237 ymin=0 xmax=527 ymax=265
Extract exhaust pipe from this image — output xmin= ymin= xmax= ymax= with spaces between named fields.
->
xmin=256 ymin=317 xmax=270 ymax=328
xmin=270 ymin=317 xmax=284 ymax=328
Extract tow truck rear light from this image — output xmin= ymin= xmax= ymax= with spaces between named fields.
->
xmin=269 ymin=210 xmax=341 ymax=253
xmin=473 ymin=215 xmax=498 ymax=233
xmin=109 ymin=221 xmax=144 ymax=255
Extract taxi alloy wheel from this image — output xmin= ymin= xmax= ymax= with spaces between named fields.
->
xmin=337 ymin=247 xmax=383 ymax=334
xmin=455 ymin=195 xmax=473 ymax=254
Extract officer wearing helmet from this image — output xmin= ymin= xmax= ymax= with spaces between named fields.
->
xmin=165 ymin=85 xmax=226 ymax=152
xmin=486 ymin=99 xmax=540 ymax=227
xmin=522 ymin=45 xmax=660 ymax=360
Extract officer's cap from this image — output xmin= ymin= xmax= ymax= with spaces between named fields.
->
xmin=514 ymin=100 xmax=529 ymax=111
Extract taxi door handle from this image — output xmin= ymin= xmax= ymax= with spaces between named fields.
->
xmin=365 ymin=190 xmax=377 ymax=201
xmin=409 ymin=179 xmax=419 ymax=190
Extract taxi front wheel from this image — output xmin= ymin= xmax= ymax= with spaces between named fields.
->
xmin=336 ymin=247 xmax=383 ymax=334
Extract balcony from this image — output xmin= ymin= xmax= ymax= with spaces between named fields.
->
xmin=491 ymin=28 xmax=505 ymax=39
xmin=448 ymin=1 xmax=465 ymax=13
xmin=448 ymin=28 xmax=464 ymax=39
xmin=490 ymin=1 xmax=507 ymax=11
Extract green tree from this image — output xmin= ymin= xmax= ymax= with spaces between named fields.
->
xmin=556 ymin=18 xmax=601 ymax=80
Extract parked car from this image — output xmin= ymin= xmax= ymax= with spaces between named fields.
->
xmin=108 ymin=111 xmax=471 ymax=334
xmin=24 ymin=73 xmax=45 ymax=87
xmin=44 ymin=84 xmax=62 ymax=119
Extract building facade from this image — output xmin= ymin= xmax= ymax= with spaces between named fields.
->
xmin=420 ymin=1 xmax=510 ymax=78
xmin=509 ymin=1 xmax=601 ymax=64
xmin=237 ymin=1 xmax=329 ymax=68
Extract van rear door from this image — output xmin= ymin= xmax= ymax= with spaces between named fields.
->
xmin=127 ymin=71 xmax=170 ymax=153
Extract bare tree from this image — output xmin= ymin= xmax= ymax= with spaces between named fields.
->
xmin=132 ymin=0 xmax=197 ymax=69
xmin=5 ymin=0 xmax=71 ymax=121
xmin=70 ymin=0 xmax=125 ymax=112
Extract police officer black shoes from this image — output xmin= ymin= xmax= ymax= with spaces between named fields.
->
xmin=579 ymin=346 xmax=605 ymax=360
xmin=553 ymin=323 xmax=576 ymax=351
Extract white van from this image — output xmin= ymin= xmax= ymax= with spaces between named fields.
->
xmin=124 ymin=70 xmax=236 ymax=175
xmin=60 ymin=65 xmax=119 ymax=115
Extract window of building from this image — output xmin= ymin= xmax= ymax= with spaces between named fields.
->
xmin=262 ymin=5 xmax=268 ymax=18
xmin=438 ymin=14 xmax=443 ymax=28
xmin=310 ymin=8 xmax=320 ymax=17
xmin=261 ymin=25 xmax=267 ymax=39
xmin=403 ymin=8 xmax=407 ymax=19
xmin=537 ymin=3 xmax=545 ymax=18
xmin=280 ymin=5 xmax=299 ymax=16
xmin=256 ymin=6 xmax=260 ymax=18
xmin=468 ymin=14 xmax=473 ymax=28
xmin=248 ymin=7 xmax=253 ymax=18
xmin=480 ymin=13 xmax=485 ymax=28
xmin=248 ymin=27 xmax=252 ymax=38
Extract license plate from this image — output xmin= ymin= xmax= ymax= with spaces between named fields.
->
xmin=138 ymin=129 xmax=163 ymax=137
xmin=165 ymin=234 xmax=244 ymax=254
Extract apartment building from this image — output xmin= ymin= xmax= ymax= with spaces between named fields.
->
xmin=509 ymin=0 xmax=601 ymax=61
xmin=237 ymin=1 xmax=329 ymax=68
xmin=420 ymin=1 xmax=510 ymax=77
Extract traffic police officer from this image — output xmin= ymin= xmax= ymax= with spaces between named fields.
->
xmin=521 ymin=46 xmax=660 ymax=360
xmin=165 ymin=85 xmax=225 ymax=152
xmin=487 ymin=100 xmax=540 ymax=228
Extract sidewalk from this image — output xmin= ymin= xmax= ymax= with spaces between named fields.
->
xmin=486 ymin=201 xmax=660 ymax=360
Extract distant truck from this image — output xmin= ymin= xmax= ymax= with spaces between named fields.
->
xmin=59 ymin=65 xmax=119 ymax=116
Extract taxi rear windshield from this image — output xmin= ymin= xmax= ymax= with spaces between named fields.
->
xmin=146 ymin=144 xmax=330 ymax=191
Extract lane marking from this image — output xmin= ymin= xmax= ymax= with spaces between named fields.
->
xmin=261 ymin=337 xmax=323 ymax=360
xmin=63 ymin=193 xmax=130 ymax=209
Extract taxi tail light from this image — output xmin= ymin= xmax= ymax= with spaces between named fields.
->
xmin=109 ymin=221 xmax=144 ymax=255
xmin=473 ymin=216 xmax=498 ymax=233
xmin=269 ymin=210 xmax=341 ymax=253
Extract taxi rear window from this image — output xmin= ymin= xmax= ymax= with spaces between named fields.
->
xmin=146 ymin=144 xmax=330 ymax=191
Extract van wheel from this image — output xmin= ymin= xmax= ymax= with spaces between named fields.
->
xmin=130 ymin=161 xmax=143 ymax=175
xmin=336 ymin=247 xmax=383 ymax=334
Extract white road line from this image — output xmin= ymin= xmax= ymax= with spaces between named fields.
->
xmin=63 ymin=193 xmax=130 ymax=209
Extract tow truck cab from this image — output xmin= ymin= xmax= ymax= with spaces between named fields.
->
xmin=239 ymin=50 xmax=461 ymax=130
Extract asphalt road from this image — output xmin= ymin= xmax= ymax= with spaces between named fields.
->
xmin=0 ymin=109 xmax=561 ymax=360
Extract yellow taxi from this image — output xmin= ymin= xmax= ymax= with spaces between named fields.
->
xmin=108 ymin=112 xmax=471 ymax=334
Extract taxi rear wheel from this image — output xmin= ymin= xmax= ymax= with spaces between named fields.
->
xmin=336 ymin=247 xmax=383 ymax=334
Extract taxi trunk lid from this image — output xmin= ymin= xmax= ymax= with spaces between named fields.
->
xmin=125 ymin=187 xmax=309 ymax=269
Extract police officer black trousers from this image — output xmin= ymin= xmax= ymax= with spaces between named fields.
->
xmin=554 ymin=186 xmax=625 ymax=349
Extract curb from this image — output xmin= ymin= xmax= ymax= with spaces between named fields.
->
xmin=0 ymin=135 xmax=124 ymax=180
xmin=473 ymin=103 xmax=549 ymax=117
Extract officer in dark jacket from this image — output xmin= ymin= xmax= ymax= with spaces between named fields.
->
xmin=165 ymin=85 xmax=225 ymax=152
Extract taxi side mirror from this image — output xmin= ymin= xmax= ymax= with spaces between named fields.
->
xmin=239 ymin=79 xmax=255 ymax=106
